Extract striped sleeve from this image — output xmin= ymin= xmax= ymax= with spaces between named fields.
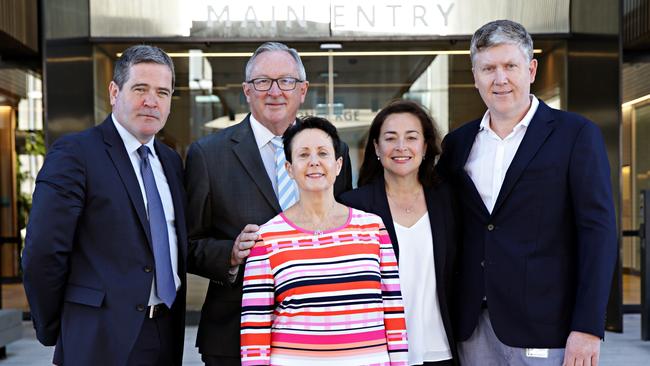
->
xmin=377 ymin=222 xmax=409 ymax=365
xmin=240 ymin=238 xmax=274 ymax=366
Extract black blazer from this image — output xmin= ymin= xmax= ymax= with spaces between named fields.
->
xmin=185 ymin=114 xmax=353 ymax=357
xmin=338 ymin=176 xmax=459 ymax=365
xmin=23 ymin=117 xmax=187 ymax=365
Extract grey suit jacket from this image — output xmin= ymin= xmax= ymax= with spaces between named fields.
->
xmin=184 ymin=114 xmax=352 ymax=357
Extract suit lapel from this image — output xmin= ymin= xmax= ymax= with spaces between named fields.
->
xmin=100 ymin=118 xmax=152 ymax=250
xmin=458 ymin=120 xmax=482 ymax=167
xmin=425 ymin=187 xmax=447 ymax=282
xmin=370 ymin=178 xmax=399 ymax=259
xmin=231 ymin=116 xmax=281 ymax=213
xmin=457 ymin=120 xmax=491 ymax=217
xmin=155 ymin=141 xmax=188 ymax=266
xmin=492 ymin=101 xmax=555 ymax=215
xmin=460 ymin=171 xmax=490 ymax=218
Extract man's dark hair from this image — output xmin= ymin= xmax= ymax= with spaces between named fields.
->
xmin=113 ymin=45 xmax=175 ymax=89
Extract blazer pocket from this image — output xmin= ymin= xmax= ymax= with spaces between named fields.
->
xmin=64 ymin=284 xmax=105 ymax=307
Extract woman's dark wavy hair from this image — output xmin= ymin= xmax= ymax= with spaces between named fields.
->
xmin=283 ymin=116 xmax=342 ymax=163
xmin=357 ymin=99 xmax=441 ymax=188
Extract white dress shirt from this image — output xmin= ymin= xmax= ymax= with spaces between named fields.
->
xmin=395 ymin=213 xmax=451 ymax=365
xmin=464 ymin=96 xmax=540 ymax=213
xmin=250 ymin=114 xmax=300 ymax=200
xmin=250 ymin=114 xmax=293 ymax=198
xmin=112 ymin=115 xmax=181 ymax=306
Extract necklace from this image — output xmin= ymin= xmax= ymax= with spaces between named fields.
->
xmin=387 ymin=188 xmax=422 ymax=214
xmin=293 ymin=200 xmax=339 ymax=233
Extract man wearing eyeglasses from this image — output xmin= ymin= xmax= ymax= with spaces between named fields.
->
xmin=184 ymin=42 xmax=352 ymax=365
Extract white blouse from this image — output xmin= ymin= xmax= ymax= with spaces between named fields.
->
xmin=394 ymin=212 xmax=451 ymax=365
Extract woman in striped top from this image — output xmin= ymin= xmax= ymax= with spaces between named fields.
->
xmin=241 ymin=116 xmax=408 ymax=365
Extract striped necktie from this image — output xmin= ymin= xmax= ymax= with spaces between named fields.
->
xmin=271 ymin=136 xmax=297 ymax=210
xmin=137 ymin=145 xmax=176 ymax=308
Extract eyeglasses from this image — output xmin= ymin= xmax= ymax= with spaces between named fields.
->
xmin=246 ymin=77 xmax=304 ymax=91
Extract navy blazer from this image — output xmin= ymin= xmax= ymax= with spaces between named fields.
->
xmin=338 ymin=177 xmax=459 ymax=365
xmin=436 ymin=100 xmax=617 ymax=348
xmin=22 ymin=117 xmax=187 ymax=365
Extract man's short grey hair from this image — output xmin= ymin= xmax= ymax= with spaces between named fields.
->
xmin=245 ymin=42 xmax=307 ymax=81
xmin=113 ymin=45 xmax=175 ymax=90
xmin=470 ymin=20 xmax=534 ymax=65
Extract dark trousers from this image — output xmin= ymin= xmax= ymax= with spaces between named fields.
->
xmin=201 ymin=355 xmax=241 ymax=366
xmin=421 ymin=360 xmax=455 ymax=366
xmin=127 ymin=309 xmax=174 ymax=366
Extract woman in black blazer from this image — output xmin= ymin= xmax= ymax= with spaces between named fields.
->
xmin=339 ymin=100 xmax=458 ymax=366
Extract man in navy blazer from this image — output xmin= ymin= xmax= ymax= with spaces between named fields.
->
xmin=22 ymin=45 xmax=187 ymax=365
xmin=437 ymin=20 xmax=617 ymax=365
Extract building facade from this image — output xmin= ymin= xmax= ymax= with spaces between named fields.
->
xmin=3 ymin=0 xmax=649 ymax=333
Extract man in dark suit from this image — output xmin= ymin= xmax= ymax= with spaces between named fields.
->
xmin=185 ymin=42 xmax=352 ymax=365
xmin=436 ymin=20 xmax=617 ymax=366
xmin=22 ymin=45 xmax=187 ymax=366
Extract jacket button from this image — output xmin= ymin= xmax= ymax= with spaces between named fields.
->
xmin=136 ymin=304 xmax=146 ymax=312
xmin=487 ymin=224 xmax=495 ymax=231
xmin=143 ymin=265 xmax=152 ymax=273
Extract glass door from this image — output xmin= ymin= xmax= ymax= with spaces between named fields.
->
xmin=622 ymin=102 xmax=650 ymax=307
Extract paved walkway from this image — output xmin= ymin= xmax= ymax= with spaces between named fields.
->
xmin=1 ymin=315 xmax=649 ymax=365
xmin=0 ymin=322 xmax=202 ymax=365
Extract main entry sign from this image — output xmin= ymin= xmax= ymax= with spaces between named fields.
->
xmin=90 ymin=0 xmax=569 ymax=38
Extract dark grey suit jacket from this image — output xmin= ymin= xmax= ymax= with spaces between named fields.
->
xmin=184 ymin=114 xmax=352 ymax=357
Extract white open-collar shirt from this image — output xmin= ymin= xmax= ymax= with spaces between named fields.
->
xmin=464 ymin=95 xmax=540 ymax=214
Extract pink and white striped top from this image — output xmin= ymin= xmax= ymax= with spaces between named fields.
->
xmin=241 ymin=207 xmax=408 ymax=365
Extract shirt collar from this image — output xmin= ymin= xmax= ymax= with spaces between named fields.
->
xmin=111 ymin=114 xmax=157 ymax=158
xmin=249 ymin=114 xmax=277 ymax=149
xmin=479 ymin=95 xmax=540 ymax=133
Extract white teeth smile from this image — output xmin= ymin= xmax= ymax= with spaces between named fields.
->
xmin=392 ymin=157 xmax=411 ymax=161
xmin=307 ymin=173 xmax=324 ymax=177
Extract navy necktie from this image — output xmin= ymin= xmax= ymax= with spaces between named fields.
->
xmin=137 ymin=145 xmax=176 ymax=308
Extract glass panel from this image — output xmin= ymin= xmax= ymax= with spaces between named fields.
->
xmin=621 ymin=103 xmax=637 ymax=305
xmin=404 ymin=54 xmax=450 ymax=136
xmin=625 ymin=102 xmax=650 ymax=305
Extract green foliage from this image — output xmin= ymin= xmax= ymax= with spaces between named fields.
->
xmin=24 ymin=130 xmax=45 ymax=155
xmin=16 ymin=130 xmax=45 ymax=230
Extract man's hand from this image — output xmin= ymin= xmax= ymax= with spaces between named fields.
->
xmin=563 ymin=331 xmax=601 ymax=366
xmin=230 ymin=224 xmax=259 ymax=267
